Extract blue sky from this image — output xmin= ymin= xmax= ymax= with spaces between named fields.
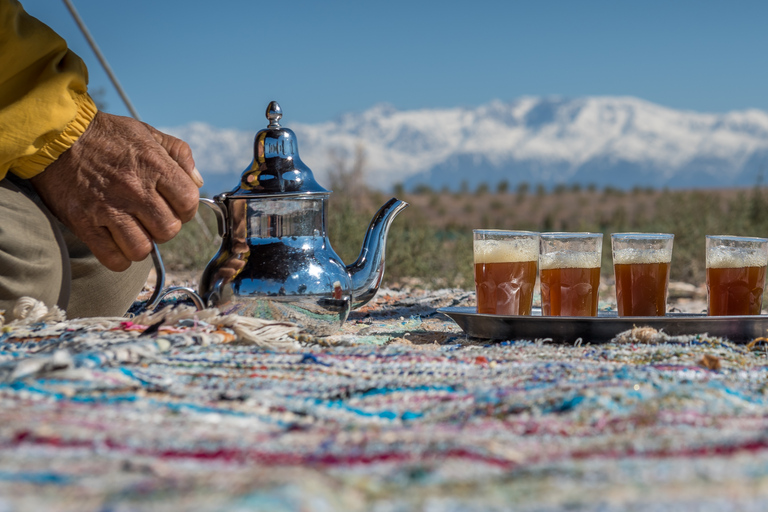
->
xmin=22 ymin=0 xmax=768 ymax=130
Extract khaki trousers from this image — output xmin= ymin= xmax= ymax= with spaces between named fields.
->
xmin=0 ymin=175 xmax=151 ymax=320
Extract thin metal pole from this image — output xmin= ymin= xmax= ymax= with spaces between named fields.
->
xmin=61 ymin=0 xmax=142 ymax=121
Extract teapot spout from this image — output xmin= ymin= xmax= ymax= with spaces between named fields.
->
xmin=347 ymin=198 xmax=409 ymax=309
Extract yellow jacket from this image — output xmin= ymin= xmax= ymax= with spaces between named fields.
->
xmin=0 ymin=0 xmax=96 ymax=181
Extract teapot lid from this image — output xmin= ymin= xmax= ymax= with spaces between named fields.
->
xmin=231 ymin=101 xmax=329 ymax=197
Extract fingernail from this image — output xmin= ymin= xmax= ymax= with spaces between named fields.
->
xmin=192 ymin=167 xmax=204 ymax=187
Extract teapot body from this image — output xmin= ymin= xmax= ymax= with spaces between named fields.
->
xmin=200 ymin=193 xmax=352 ymax=335
xmin=149 ymin=101 xmax=408 ymax=336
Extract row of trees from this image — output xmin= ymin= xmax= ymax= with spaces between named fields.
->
xmin=397 ymin=180 xmax=657 ymax=197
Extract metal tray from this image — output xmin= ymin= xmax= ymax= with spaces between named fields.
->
xmin=437 ymin=307 xmax=768 ymax=344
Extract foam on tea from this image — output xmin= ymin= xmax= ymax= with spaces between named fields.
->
xmin=707 ymin=247 xmax=768 ymax=269
xmin=540 ymin=250 xmax=601 ymax=270
xmin=613 ymin=247 xmax=672 ymax=265
xmin=474 ymin=238 xmax=538 ymax=264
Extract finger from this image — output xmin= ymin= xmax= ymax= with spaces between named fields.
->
xmin=131 ymin=192 xmax=183 ymax=244
xmin=105 ymin=214 xmax=155 ymax=263
xmin=154 ymin=166 xmax=200 ymax=224
xmin=145 ymin=125 xmax=204 ymax=187
xmin=80 ymin=226 xmax=132 ymax=272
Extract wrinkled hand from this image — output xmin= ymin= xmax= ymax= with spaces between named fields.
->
xmin=30 ymin=111 xmax=204 ymax=272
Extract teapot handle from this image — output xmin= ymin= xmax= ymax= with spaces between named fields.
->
xmin=199 ymin=197 xmax=227 ymax=237
xmin=144 ymin=197 xmax=226 ymax=311
xmin=145 ymin=242 xmax=205 ymax=311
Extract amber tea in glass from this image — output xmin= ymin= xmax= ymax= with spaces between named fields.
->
xmin=539 ymin=232 xmax=603 ymax=316
xmin=706 ymin=235 xmax=768 ymax=316
xmin=612 ymin=233 xmax=674 ymax=317
xmin=474 ymin=230 xmax=539 ymax=315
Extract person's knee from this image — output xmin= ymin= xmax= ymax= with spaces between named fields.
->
xmin=0 ymin=178 xmax=67 ymax=319
xmin=66 ymin=254 xmax=152 ymax=318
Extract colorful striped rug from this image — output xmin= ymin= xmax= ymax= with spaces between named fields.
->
xmin=1 ymin=289 xmax=767 ymax=511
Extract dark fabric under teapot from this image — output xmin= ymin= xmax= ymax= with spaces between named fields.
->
xmin=147 ymin=102 xmax=408 ymax=335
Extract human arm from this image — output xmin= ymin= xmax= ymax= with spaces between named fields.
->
xmin=1 ymin=0 xmax=203 ymax=271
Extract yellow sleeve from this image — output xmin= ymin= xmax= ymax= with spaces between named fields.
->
xmin=0 ymin=0 xmax=97 ymax=181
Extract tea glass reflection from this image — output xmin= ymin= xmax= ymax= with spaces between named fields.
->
xmin=611 ymin=233 xmax=674 ymax=317
xmin=706 ymin=235 xmax=768 ymax=316
xmin=539 ymin=232 xmax=603 ymax=316
xmin=473 ymin=230 xmax=539 ymax=315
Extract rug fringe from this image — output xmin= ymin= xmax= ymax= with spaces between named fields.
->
xmin=4 ymin=297 xmax=304 ymax=348
xmin=4 ymin=296 xmax=67 ymax=326
xmin=1 ymin=297 xmax=306 ymax=382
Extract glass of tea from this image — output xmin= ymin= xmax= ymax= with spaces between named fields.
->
xmin=611 ymin=233 xmax=674 ymax=317
xmin=539 ymin=232 xmax=603 ymax=316
xmin=706 ymin=235 xmax=768 ymax=316
xmin=473 ymin=229 xmax=539 ymax=315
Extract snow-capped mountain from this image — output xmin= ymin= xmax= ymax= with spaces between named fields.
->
xmin=164 ymin=96 xmax=768 ymax=195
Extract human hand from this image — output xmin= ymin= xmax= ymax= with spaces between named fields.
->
xmin=30 ymin=111 xmax=204 ymax=271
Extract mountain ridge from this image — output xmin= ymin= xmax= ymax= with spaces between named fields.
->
xmin=163 ymin=96 xmax=768 ymax=195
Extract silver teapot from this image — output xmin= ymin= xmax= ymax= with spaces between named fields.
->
xmin=147 ymin=101 xmax=408 ymax=335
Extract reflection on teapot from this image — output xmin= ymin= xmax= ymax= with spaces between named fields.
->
xmin=147 ymin=101 xmax=408 ymax=336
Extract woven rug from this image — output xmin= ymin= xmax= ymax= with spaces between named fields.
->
xmin=1 ymin=289 xmax=768 ymax=511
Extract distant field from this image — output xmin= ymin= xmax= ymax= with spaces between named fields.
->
xmin=161 ymin=181 xmax=768 ymax=291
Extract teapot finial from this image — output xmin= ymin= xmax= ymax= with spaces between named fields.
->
xmin=266 ymin=101 xmax=282 ymax=128
xmin=235 ymin=101 xmax=329 ymax=195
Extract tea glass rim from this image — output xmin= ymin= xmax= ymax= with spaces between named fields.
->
xmin=611 ymin=232 xmax=674 ymax=241
xmin=706 ymin=234 xmax=768 ymax=244
xmin=541 ymin=231 xmax=603 ymax=239
xmin=473 ymin=229 xmax=539 ymax=237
